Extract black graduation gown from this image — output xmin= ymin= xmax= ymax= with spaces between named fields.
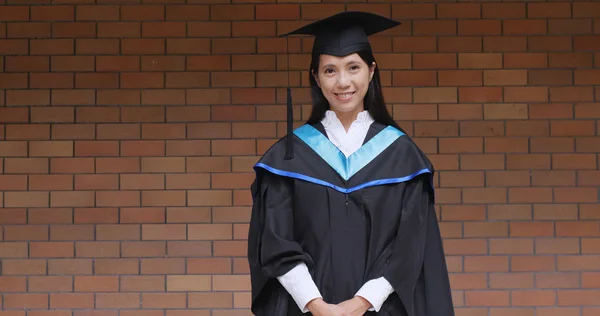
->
xmin=247 ymin=121 xmax=455 ymax=316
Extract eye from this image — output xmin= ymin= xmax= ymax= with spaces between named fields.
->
xmin=349 ymin=65 xmax=360 ymax=71
xmin=324 ymin=68 xmax=335 ymax=74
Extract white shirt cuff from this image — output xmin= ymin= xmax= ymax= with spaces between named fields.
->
xmin=277 ymin=262 xmax=322 ymax=313
xmin=355 ymin=276 xmax=395 ymax=312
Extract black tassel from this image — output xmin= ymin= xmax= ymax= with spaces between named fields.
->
xmin=284 ymin=87 xmax=294 ymax=160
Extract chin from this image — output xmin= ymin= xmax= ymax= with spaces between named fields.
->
xmin=327 ymin=98 xmax=363 ymax=113
xmin=331 ymin=106 xmax=360 ymax=114
xmin=328 ymin=100 xmax=362 ymax=112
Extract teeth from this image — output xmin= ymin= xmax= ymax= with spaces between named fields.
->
xmin=337 ymin=93 xmax=353 ymax=98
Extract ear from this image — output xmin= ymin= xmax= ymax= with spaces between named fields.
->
xmin=369 ymin=62 xmax=376 ymax=81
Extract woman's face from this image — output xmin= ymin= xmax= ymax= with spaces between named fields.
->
xmin=313 ymin=53 xmax=375 ymax=116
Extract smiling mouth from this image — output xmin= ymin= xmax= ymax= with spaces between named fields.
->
xmin=335 ymin=92 xmax=355 ymax=99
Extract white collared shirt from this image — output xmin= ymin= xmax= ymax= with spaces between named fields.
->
xmin=277 ymin=110 xmax=395 ymax=313
xmin=321 ymin=110 xmax=375 ymax=157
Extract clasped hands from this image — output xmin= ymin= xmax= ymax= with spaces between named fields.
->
xmin=307 ymin=296 xmax=371 ymax=316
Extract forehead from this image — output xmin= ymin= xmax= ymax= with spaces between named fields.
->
xmin=319 ymin=53 xmax=364 ymax=66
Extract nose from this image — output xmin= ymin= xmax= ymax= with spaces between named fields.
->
xmin=336 ymin=71 xmax=350 ymax=88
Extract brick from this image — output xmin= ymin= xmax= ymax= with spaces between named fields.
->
xmin=213 ymin=240 xmax=247 ymax=257
xmin=212 ymin=275 xmax=250 ymax=291
xmin=0 ymin=6 xmax=30 ymax=21
xmin=121 ymin=276 xmax=164 ymax=292
xmin=557 ymin=290 xmax=600 ymax=306
xmin=511 ymin=256 xmax=556 ymax=272
xmin=549 ymin=19 xmax=593 ymax=35
xmin=0 ymin=209 xmax=27 ymax=224
xmin=439 ymin=138 xmax=483 ymax=154
xmin=74 ymin=208 xmax=118 ymax=224
xmin=537 ymin=238 xmax=580 ymax=255
xmin=536 ymin=273 xmax=581 ymax=289
xmin=167 ymin=275 xmax=211 ymax=291
xmin=96 ymin=224 xmax=140 ymax=241
xmin=414 ymin=87 xmax=457 ymax=103
xmin=4 ymin=192 xmax=49 ymax=208
xmin=486 ymin=137 xmax=529 ymax=153
xmin=413 ymin=53 xmax=457 ymax=69
xmin=529 ymin=70 xmax=573 ymax=86
xmin=464 ymin=222 xmax=508 ymax=238
xmin=6 ymin=56 xmax=49 ymax=72
xmin=558 ymin=256 xmax=600 ymax=271
xmin=459 ymin=20 xmax=501 ymax=35
xmin=506 ymin=121 xmax=549 ymax=137
xmin=528 ymin=3 xmax=571 ymax=18
xmin=190 ymin=292 xmax=234 ymax=309
xmin=256 ymin=4 xmax=299 ymax=20
xmin=393 ymin=37 xmax=436 ymax=53
xmin=511 ymin=290 xmax=556 ymax=306
xmin=459 ymin=87 xmax=503 ymax=103
xmin=534 ymin=204 xmax=578 ymax=221
xmin=414 ymin=20 xmax=457 ymax=36
xmin=74 ymin=276 xmax=119 ymax=292
xmin=465 ymin=290 xmax=510 ymax=306
xmin=29 ymin=276 xmax=72 ymax=292
xmin=30 ymin=241 xmax=74 ymax=258
xmin=439 ymin=70 xmax=482 ymax=86
xmin=438 ymin=3 xmax=480 ymax=19
xmin=4 ymin=225 xmax=48 ymax=241
xmin=75 ymin=242 xmax=120 ymax=258
xmin=553 ymin=154 xmax=597 ymax=170
xmin=462 ymin=188 xmax=506 ymax=204
xmin=551 ymin=52 xmax=594 ymax=68
xmin=503 ymin=20 xmax=547 ymax=35
xmin=486 ymin=171 xmax=530 ymax=187
xmin=4 ymin=293 xmax=49 ymax=309
xmin=439 ymin=36 xmax=482 ymax=53
xmin=555 ymin=187 xmax=599 ymax=203
xmin=489 ymin=239 xmax=534 ymax=255
xmin=484 ymin=36 xmax=527 ymax=52
xmin=121 ymin=5 xmax=163 ymax=21
xmin=0 ymin=39 xmax=28 ymax=55
xmin=301 ymin=4 xmax=344 ymax=20
xmin=47 ymin=259 xmax=91 ymax=275
xmin=95 ymin=293 xmax=140 ymax=308
xmin=6 ymin=90 xmax=50 ymax=106
xmin=120 ymin=39 xmax=164 ymax=55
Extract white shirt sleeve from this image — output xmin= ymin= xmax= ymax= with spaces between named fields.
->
xmin=355 ymin=276 xmax=395 ymax=312
xmin=277 ymin=262 xmax=323 ymax=313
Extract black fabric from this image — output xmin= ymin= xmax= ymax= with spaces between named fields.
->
xmin=281 ymin=11 xmax=401 ymax=57
xmin=247 ymin=123 xmax=455 ymax=316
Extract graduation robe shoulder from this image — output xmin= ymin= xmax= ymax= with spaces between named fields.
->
xmin=247 ymin=122 xmax=455 ymax=316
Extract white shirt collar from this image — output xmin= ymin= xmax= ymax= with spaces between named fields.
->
xmin=320 ymin=110 xmax=374 ymax=157
xmin=321 ymin=110 xmax=374 ymax=130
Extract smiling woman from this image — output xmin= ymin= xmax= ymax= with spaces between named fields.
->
xmin=247 ymin=11 xmax=455 ymax=316
xmin=312 ymin=53 xmax=374 ymax=127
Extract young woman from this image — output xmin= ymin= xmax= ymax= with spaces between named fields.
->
xmin=247 ymin=11 xmax=455 ymax=316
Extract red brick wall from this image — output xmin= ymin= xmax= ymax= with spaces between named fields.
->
xmin=0 ymin=1 xmax=599 ymax=315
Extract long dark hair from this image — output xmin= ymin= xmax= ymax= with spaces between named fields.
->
xmin=305 ymin=49 xmax=406 ymax=134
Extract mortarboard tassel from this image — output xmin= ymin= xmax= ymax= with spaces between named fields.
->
xmin=284 ymin=87 xmax=294 ymax=160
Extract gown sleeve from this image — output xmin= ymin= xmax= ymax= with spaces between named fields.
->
xmin=382 ymin=173 xmax=455 ymax=316
xmin=247 ymin=171 xmax=318 ymax=315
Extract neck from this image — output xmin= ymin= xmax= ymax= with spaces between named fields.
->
xmin=333 ymin=107 xmax=365 ymax=132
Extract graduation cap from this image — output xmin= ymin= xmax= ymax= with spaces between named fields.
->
xmin=279 ymin=11 xmax=401 ymax=159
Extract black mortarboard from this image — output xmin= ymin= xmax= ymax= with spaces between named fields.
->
xmin=279 ymin=11 xmax=401 ymax=159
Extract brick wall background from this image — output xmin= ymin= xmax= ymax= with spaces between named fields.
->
xmin=0 ymin=1 xmax=599 ymax=315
